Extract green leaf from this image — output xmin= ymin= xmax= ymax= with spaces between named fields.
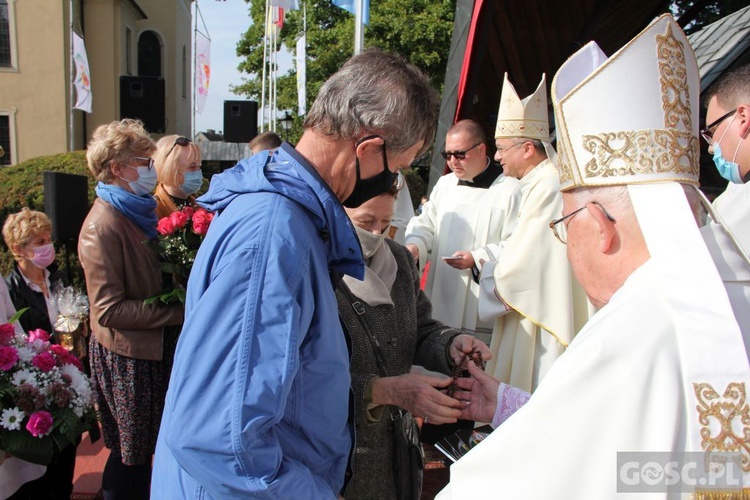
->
xmin=160 ymin=262 xmax=176 ymax=274
xmin=144 ymin=289 xmax=185 ymax=306
xmin=1 ymin=431 xmax=54 ymax=465
xmin=8 ymin=307 xmax=29 ymax=325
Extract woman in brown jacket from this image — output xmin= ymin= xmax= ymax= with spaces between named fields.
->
xmin=152 ymin=135 xmax=203 ymax=219
xmin=78 ymin=119 xmax=184 ymax=500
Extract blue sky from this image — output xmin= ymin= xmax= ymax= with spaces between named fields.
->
xmin=193 ymin=0 xmax=293 ymax=135
xmin=193 ymin=0 xmax=251 ymax=134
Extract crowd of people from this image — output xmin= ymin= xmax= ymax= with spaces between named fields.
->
xmin=1 ymin=12 xmax=749 ymax=499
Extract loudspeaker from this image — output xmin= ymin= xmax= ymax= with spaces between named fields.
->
xmin=43 ymin=172 xmax=90 ymax=240
xmin=120 ymin=76 xmax=166 ymax=133
xmin=223 ymin=100 xmax=258 ymax=143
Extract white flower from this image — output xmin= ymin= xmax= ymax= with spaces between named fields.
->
xmin=15 ymin=345 xmax=34 ymax=363
xmin=0 ymin=407 xmax=25 ymax=431
xmin=60 ymin=364 xmax=92 ymax=400
xmin=11 ymin=369 xmax=35 ymax=387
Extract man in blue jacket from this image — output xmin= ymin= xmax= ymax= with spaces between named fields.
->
xmin=151 ymin=49 xmax=440 ymax=498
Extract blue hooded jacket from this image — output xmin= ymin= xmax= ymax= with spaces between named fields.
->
xmin=152 ymin=143 xmax=364 ymax=498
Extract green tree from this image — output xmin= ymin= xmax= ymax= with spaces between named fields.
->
xmin=233 ymin=0 xmax=456 ymax=141
xmin=671 ymin=0 xmax=750 ymax=33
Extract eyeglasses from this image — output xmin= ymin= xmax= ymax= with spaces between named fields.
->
xmin=441 ymin=142 xmax=481 ymax=160
xmin=549 ymin=201 xmax=616 ymax=244
xmin=496 ymin=142 xmax=524 ymax=155
xmin=700 ymin=109 xmax=736 ymax=145
xmin=166 ymin=136 xmax=191 ymax=157
xmin=124 ymin=156 xmax=154 ymax=171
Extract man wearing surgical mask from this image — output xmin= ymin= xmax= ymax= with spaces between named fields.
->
xmin=701 ymin=62 xmax=750 ymax=351
xmin=152 ymin=135 xmax=204 ymax=219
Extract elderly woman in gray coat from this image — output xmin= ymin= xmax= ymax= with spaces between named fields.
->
xmin=337 ymin=184 xmax=491 ymax=500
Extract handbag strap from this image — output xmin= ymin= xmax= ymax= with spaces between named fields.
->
xmin=339 ymin=283 xmax=392 ymax=378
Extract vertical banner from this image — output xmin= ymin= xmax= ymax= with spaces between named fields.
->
xmin=296 ymin=34 xmax=306 ymax=116
xmin=72 ymin=32 xmax=92 ymax=113
xmin=195 ymin=33 xmax=211 ymax=115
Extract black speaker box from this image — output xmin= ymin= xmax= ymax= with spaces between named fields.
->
xmin=120 ymin=76 xmax=166 ymax=133
xmin=43 ymin=172 xmax=90 ymax=241
xmin=223 ymin=100 xmax=258 ymax=143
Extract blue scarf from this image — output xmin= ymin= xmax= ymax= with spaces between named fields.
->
xmin=95 ymin=182 xmax=158 ymax=239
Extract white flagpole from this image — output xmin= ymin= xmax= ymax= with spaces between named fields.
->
xmin=260 ymin=0 xmax=270 ymax=132
xmin=192 ymin=0 xmax=198 ymax=138
xmin=354 ymin=0 xmax=363 ymax=55
xmin=273 ymin=25 xmax=278 ymax=132
xmin=69 ymin=0 xmax=75 ymax=151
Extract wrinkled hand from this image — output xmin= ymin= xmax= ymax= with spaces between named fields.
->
xmin=452 ymin=362 xmax=500 ymax=423
xmin=448 ymin=334 xmax=492 ymax=367
xmin=375 ymin=372 xmax=462 ymax=425
xmin=444 ymin=250 xmax=475 ymax=270
xmin=406 ymin=244 xmax=420 ymax=262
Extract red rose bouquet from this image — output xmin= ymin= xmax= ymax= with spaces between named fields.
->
xmin=0 ymin=313 xmax=97 ymax=465
xmin=146 ymin=205 xmax=214 ymax=304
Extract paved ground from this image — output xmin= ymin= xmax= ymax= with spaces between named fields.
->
xmin=72 ymin=431 xmax=105 ymax=499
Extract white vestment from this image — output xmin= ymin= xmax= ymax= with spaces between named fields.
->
xmin=705 ymin=182 xmax=750 ymax=353
xmin=479 ymin=160 xmax=589 ymax=392
xmin=438 ymin=260 xmax=750 ymax=499
xmin=405 ymin=171 xmax=520 ymax=340
xmin=390 ymin=173 xmax=415 ymax=245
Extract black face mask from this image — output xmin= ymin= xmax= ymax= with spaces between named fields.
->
xmin=342 ymin=135 xmax=398 ymax=208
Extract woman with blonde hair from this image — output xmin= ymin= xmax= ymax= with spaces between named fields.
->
xmin=152 ymin=135 xmax=203 ymax=219
xmin=3 ymin=208 xmax=75 ymax=500
xmin=78 ymin=119 xmax=183 ymax=499
xmin=3 ymin=208 xmax=65 ymax=334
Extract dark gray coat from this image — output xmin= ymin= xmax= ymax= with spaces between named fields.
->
xmin=337 ymin=239 xmax=460 ymax=500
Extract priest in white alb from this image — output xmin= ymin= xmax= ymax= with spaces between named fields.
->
xmin=438 ymin=14 xmax=750 ymax=498
xmin=405 ymin=120 xmax=520 ymax=343
xmin=475 ymin=73 xmax=589 ymax=393
xmin=699 ymin=62 xmax=750 ymax=351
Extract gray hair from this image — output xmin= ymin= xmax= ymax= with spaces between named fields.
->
xmin=304 ymin=48 xmax=439 ymax=155
xmin=566 ymin=185 xmax=633 ymax=219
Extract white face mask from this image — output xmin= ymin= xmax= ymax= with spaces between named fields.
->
xmin=354 ymin=224 xmax=389 ymax=259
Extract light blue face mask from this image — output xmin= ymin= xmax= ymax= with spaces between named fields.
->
xmin=123 ymin=164 xmax=158 ymax=196
xmin=180 ymin=169 xmax=204 ymax=195
xmin=712 ymin=142 xmax=743 ymax=184
xmin=712 ymin=114 xmax=745 ymax=184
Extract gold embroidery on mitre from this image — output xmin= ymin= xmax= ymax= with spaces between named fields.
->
xmin=557 ymin=153 xmax=574 ymax=186
xmin=694 ymin=382 xmax=750 ymax=472
xmin=657 ymin=24 xmax=692 ymax=131
xmin=693 ymin=488 xmax=750 ymax=499
xmin=582 ymin=129 xmax=698 ymax=180
xmin=497 ymin=122 xmax=547 ymax=137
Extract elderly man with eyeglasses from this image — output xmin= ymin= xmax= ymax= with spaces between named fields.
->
xmin=404 ymin=119 xmax=520 ymax=346
xmin=470 ymin=74 xmax=589 ymax=395
xmin=436 ymin=15 xmax=750 ymax=498
xmin=152 ymin=49 xmax=441 ymax=498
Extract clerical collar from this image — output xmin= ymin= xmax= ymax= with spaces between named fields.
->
xmin=457 ymin=158 xmax=503 ymax=188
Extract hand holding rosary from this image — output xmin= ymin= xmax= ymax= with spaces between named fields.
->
xmin=446 ymin=350 xmax=484 ymax=398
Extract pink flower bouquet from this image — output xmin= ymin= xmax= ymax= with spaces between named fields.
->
xmin=146 ymin=205 xmax=214 ymax=304
xmin=0 ymin=315 xmax=97 ymax=465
